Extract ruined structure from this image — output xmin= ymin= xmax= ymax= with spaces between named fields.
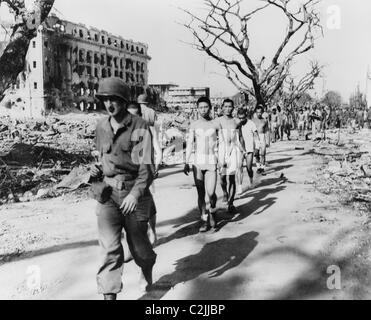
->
xmin=149 ymin=83 xmax=178 ymax=108
xmin=165 ymin=87 xmax=210 ymax=112
xmin=0 ymin=14 xmax=151 ymax=118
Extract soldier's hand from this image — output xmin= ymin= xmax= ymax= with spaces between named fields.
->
xmin=120 ymin=194 xmax=138 ymax=216
xmin=183 ymin=164 xmax=190 ymax=176
xmin=90 ymin=164 xmax=102 ymax=178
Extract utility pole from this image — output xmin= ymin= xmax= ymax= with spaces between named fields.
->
xmin=366 ymin=66 xmax=370 ymax=109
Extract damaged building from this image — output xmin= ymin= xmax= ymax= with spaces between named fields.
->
xmin=0 ymin=14 xmax=151 ymax=118
xmin=165 ymin=87 xmax=210 ymax=112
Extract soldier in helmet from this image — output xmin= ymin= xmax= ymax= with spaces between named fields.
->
xmin=91 ymin=78 xmax=157 ymax=300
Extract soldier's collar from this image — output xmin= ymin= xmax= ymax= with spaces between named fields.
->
xmin=119 ymin=112 xmax=133 ymax=128
xmin=108 ymin=112 xmax=133 ymax=131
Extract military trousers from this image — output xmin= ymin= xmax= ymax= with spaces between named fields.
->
xmin=96 ymin=186 xmax=157 ymax=295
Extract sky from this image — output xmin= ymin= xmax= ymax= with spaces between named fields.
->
xmin=2 ymin=0 xmax=371 ymax=101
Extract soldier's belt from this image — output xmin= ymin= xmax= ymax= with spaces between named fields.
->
xmin=104 ymin=176 xmax=135 ymax=191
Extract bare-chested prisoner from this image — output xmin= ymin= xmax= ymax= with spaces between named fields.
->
xmin=184 ymin=97 xmax=221 ymax=232
xmin=215 ymin=99 xmax=240 ymax=214
xmin=252 ymin=105 xmax=269 ymax=174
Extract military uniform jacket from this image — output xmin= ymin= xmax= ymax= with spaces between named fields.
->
xmin=95 ymin=113 xmax=154 ymax=200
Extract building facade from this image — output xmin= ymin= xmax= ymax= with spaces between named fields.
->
xmin=165 ymin=87 xmax=210 ymax=112
xmin=0 ymin=14 xmax=151 ymax=118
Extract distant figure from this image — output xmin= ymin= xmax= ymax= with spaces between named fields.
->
xmin=304 ymin=107 xmax=310 ymax=131
xmin=252 ymin=105 xmax=269 ymax=174
xmin=236 ymin=108 xmax=260 ymax=193
xmin=282 ymin=109 xmax=292 ymax=141
xmin=137 ymin=94 xmax=163 ymax=175
xmin=297 ymin=109 xmax=306 ymax=140
xmin=356 ymin=108 xmax=365 ymax=129
xmin=310 ymin=105 xmax=322 ymax=140
xmin=127 ymin=100 xmax=156 ymax=246
xmin=270 ymin=108 xmax=280 ymax=143
xmin=127 ymin=101 xmax=142 ymax=117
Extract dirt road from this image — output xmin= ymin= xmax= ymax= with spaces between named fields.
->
xmin=1 ymin=139 xmax=371 ymax=300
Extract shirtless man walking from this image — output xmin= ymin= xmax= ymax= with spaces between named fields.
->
xmin=236 ymin=108 xmax=260 ymax=194
xmin=184 ymin=97 xmax=221 ymax=232
xmin=297 ymin=109 xmax=306 ymax=140
xmin=215 ymin=99 xmax=240 ymax=214
xmin=270 ymin=108 xmax=280 ymax=143
xmin=252 ymin=105 xmax=269 ymax=174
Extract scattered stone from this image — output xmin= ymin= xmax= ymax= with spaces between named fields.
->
xmin=36 ymin=189 xmax=50 ymax=199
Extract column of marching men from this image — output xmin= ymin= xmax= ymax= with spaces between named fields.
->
xmin=90 ymin=77 xmax=337 ymax=300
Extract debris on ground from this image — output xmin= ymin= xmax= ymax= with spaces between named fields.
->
xmin=56 ymin=166 xmax=91 ymax=190
xmin=0 ymin=112 xmax=187 ymax=205
xmin=313 ymin=128 xmax=371 ymax=214
xmin=0 ymin=115 xmax=97 ymax=204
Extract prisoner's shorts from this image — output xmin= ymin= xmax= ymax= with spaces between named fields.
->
xmin=255 ymin=133 xmax=267 ymax=155
xmin=96 ymin=187 xmax=157 ymax=295
xmin=218 ymin=145 xmax=239 ymax=176
xmin=298 ymin=121 xmax=305 ymax=130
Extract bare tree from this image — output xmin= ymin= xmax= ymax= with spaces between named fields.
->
xmin=182 ymin=0 xmax=323 ymax=108
xmin=282 ymin=60 xmax=322 ymax=108
xmin=0 ymin=0 xmax=55 ymax=100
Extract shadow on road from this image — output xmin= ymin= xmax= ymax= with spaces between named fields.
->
xmin=215 ymin=171 xmax=289 ymax=231
xmin=258 ymin=226 xmax=371 ymax=299
xmin=267 ymin=157 xmax=293 ymax=165
xmin=157 ymin=167 xmax=184 ymax=180
xmin=0 ymin=240 xmax=99 ymax=266
xmin=139 ymin=231 xmax=259 ymax=300
xmin=263 ymin=164 xmax=293 ymax=175
xmin=156 ymin=212 xmax=201 ymax=247
xmin=156 ymin=208 xmax=199 ymax=229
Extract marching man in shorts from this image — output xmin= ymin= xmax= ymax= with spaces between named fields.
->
xmin=236 ymin=108 xmax=260 ymax=194
xmin=215 ymin=99 xmax=240 ymax=214
xmin=252 ymin=105 xmax=269 ymax=174
xmin=184 ymin=97 xmax=222 ymax=232
xmin=297 ymin=109 xmax=306 ymax=140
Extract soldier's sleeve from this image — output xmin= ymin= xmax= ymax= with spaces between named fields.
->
xmin=129 ymin=123 xmax=154 ymax=200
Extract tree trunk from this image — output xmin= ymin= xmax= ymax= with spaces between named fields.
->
xmin=0 ymin=37 xmax=30 ymax=100
xmin=252 ymin=80 xmax=266 ymax=109
xmin=0 ymin=0 xmax=55 ymax=100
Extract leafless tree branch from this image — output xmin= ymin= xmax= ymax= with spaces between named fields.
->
xmin=181 ymin=0 xmax=323 ymax=107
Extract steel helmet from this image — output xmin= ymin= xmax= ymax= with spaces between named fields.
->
xmin=96 ymin=77 xmax=130 ymax=102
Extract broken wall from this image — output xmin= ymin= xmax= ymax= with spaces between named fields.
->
xmin=1 ymin=14 xmax=152 ymax=118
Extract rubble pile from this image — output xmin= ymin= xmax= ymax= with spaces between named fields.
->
xmin=158 ymin=113 xmax=188 ymax=165
xmin=0 ymin=115 xmax=97 ymax=204
xmin=0 ymin=112 xmax=188 ymax=205
xmin=314 ymin=129 xmax=371 ymax=213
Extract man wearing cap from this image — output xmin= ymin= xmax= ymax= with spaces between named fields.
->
xmin=91 ymin=78 xmax=157 ymax=300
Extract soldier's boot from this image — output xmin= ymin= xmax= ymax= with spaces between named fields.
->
xmin=140 ymin=264 xmax=154 ymax=292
